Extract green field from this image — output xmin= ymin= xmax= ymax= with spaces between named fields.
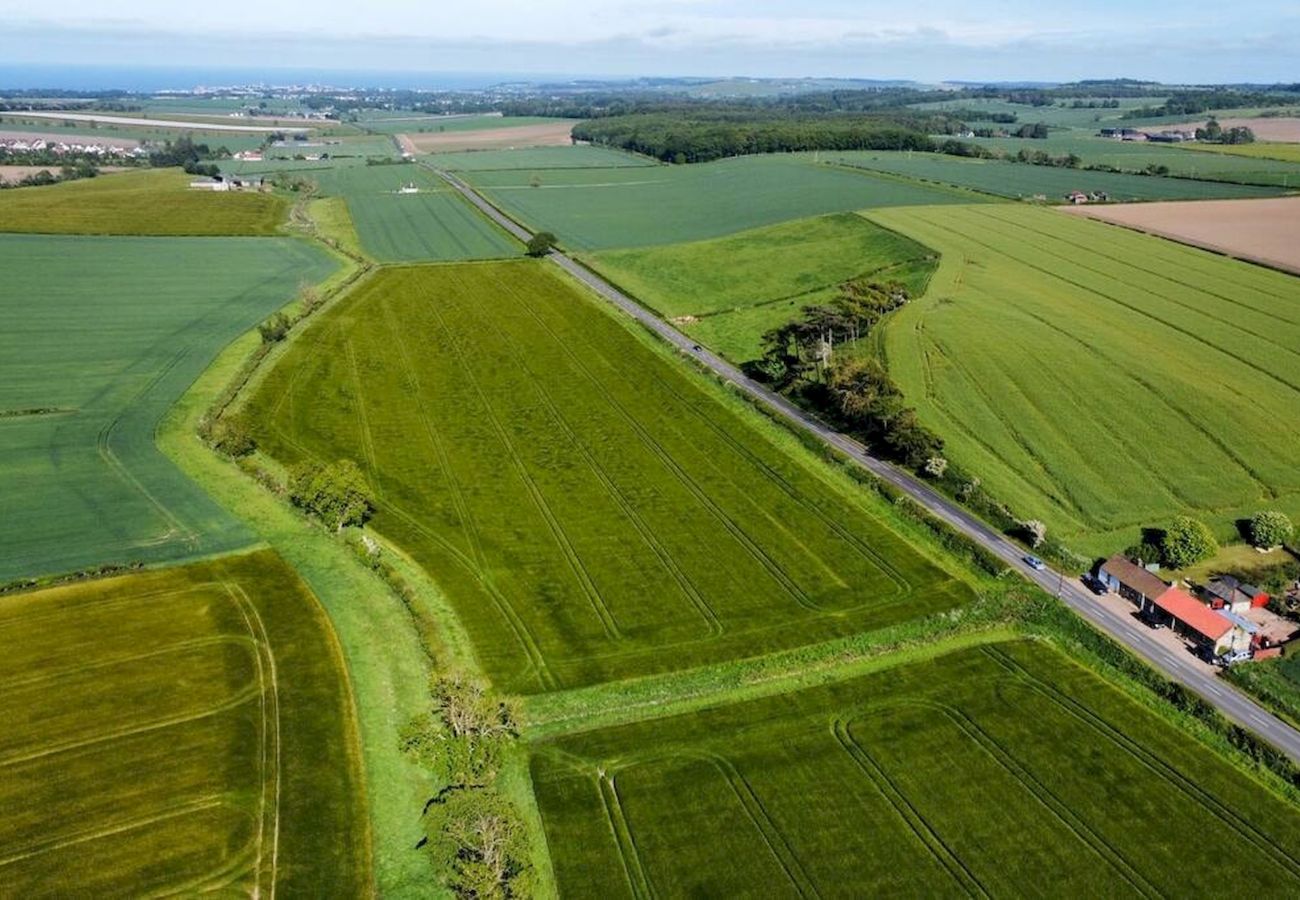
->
xmin=465 ymin=155 xmax=980 ymax=250
xmin=301 ymin=163 xmax=520 ymax=261
xmin=0 ymin=549 xmax=370 ymax=895
xmin=0 ymin=169 xmax=289 ymax=236
xmin=533 ymin=638 xmax=1300 ymax=897
xmin=826 ymin=151 xmax=1283 ymax=200
xmin=909 ymin=96 xmax=1163 ymax=128
xmin=953 ymin=134 xmax=1300 ymax=187
xmin=0 ymin=113 xmax=272 ymax=151
xmin=244 ymin=261 xmax=974 ymax=693
xmin=872 ymin=204 xmax=1300 ymax=554
xmin=0 ymin=233 xmax=337 ymax=581
xmin=1181 ymin=141 xmax=1300 ymax=166
xmin=430 ymin=145 xmax=655 ymax=170
xmin=586 ymin=212 xmax=937 ymax=362
xmin=359 ymin=114 xmax=568 ymax=135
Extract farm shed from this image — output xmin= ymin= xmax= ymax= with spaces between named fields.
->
xmin=1218 ymin=609 xmax=1259 ymax=653
xmin=1203 ymin=575 xmax=1269 ymax=612
xmin=1100 ymin=554 xmax=1169 ymax=605
xmin=1139 ymin=587 xmax=1234 ymax=654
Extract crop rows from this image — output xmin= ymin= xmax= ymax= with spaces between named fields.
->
xmin=531 ymin=640 xmax=1300 ymax=897
xmin=871 ymin=203 xmax=1300 ymax=553
xmin=244 ymin=261 xmax=972 ymax=692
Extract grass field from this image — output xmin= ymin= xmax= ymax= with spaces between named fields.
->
xmin=0 ymin=169 xmax=289 ymax=236
xmin=954 ymin=134 xmax=1300 ymax=187
xmin=826 ymin=151 xmax=1284 ymax=200
xmin=871 ymin=203 xmax=1300 ymax=554
xmin=0 ymin=549 xmax=370 ymax=895
xmin=909 ymin=96 xmax=1163 ymax=128
xmin=0 ymin=233 xmax=337 ymax=582
xmin=361 ymin=114 xmax=567 ymax=135
xmin=0 ymin=113 xmax=271 ymax=151
xmin=585 ymin=212 xmax=937 ymax=362
xmin=244 ymin=261 xmax=974 ymax=693
xmin=465 ymin=155 xmax=981 ymax=250
xmin=532 ymin=638 xmax=1300 ymax=897
xmin=303 ymin=164 xmax=521 ymax=261
xmin=431 ymin=145 xmax=655 ymax=170
xmin=1182 ymin=141 xmax=1300 ymax=166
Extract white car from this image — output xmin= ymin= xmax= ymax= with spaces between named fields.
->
xmin=1024 ymin=555 xmax=1047 ymax=571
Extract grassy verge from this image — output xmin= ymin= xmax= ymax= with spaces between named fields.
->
xmin=158 ymin=276 xmax=438 ymax=897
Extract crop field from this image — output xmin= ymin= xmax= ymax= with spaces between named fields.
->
xmin=870 ymin=203 xmax=1300 ymax=554
xmin=954 ymin=134 xmax=1300 ymax=187
xmin=430 ymin=145 xmax=655 ymax=170
xmin=465 ymin=155 xmax=980 ymax=250
xmin=1182 ymin=141 xmax=1300 ymax=165
xmin=0 ymin=114 xmax=269 ymax=151
xmin=403 ymin=121 xmax=577 ymax=153
xmin=244 ymin=261 xmax=973 ymax=693
xmin=0 ymin=233 xmax=337 ymax=582
xmin=909 ymin=96 xmax=1161 ymax=128
xmin=532 ymin=638 xmax=1300 ymax=897
xmin=0 ymin=550 xmax=370 ymax=895
xmin=303 ymin=163 xmax=520 ymax=261
xmin=359 ymin=114 xmax=566 ymax=135
xmin=586 ymin=212 xmax=937 ymax=361
xmin=0 ymin=169 xmax=289 ymax=236
xmin=826 ymin=151 xmax=1282 ymax=201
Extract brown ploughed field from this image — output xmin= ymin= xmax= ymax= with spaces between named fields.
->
xmin=1165 ymin=117 xmax=1300 ymax=142
xmin=1061 ymin=196 xmax=1300 ymax=274
xmin=401 ymin=120 xmax=575 ymax=152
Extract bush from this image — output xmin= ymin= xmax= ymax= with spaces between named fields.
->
xmin=1248 ymin=511 xmax=1294 ymax=550
xmin=257 ymin=312 xmax=290 ymax=343
xmin=287 ymin=459 xmax=373 ymax=531
xmin=209 ymin=415 xmax=256 ymax=458
xmin=1161 ymin=516 xmax=1218 ymax=568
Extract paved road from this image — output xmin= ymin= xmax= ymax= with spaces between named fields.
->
xmin=436 ymin=167 xmax=1300 ymax=762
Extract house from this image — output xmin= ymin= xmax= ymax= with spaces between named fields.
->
xmin=1204 ymin=575 xmax=1269 ymax=612
xmin=1099 ymin=554 xmax=1169 ymax=605
xmin=1140 ymin=587 xmax=1235 ymax=655
xmin=1066 ymin=190 xmax=1090 ymax=204
xmin=1218 ymin=609 xmax=1259 ymax=654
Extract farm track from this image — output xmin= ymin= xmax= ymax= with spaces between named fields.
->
xmin=439 ymin=170 xmax=1300 ymax=762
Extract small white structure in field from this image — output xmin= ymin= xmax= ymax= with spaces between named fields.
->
xmin=398 ymin=182 xmax=419 ymax=194
xmin=189 ymin=179 xmax=229 ymax=191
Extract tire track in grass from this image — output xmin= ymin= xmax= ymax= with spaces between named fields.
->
xmin=378 ymin=295 xmax=558 ymax=690
xmin=830 ymin=717 xmax=988 ymax=898
xmin=456 ymin=283 xmax=724 ymax=639
xmin=345 ymin=338 xmax=385 ymax=502
xmin=982 ymin=646 xmax=1300 ymax=879
xmin=910 ymin=212 xmax=1300 ymax=398
xmin=598 ymin=773 xmax=656 ymax=900
xmin=645 ymin=368 xmax=913 ymax=596
xmin=501 ymin=273 xmax=820 ymax=613
xmin=976 ymin=209 xmax=1300 ymax=364
xmin=423 ymin=282 xmax=626 ymax=641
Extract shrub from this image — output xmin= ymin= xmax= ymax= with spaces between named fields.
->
xmin=1018 ymin=519 xmax=1047 ymax=549
xmin=923 ymin=456 xmax=948 ymax=478
xmin=1248 ymin=511 xmax=1294 ymax=550
xmin=287 ymin=459 xmax=373 ymax=531
xmin=1161 ymin=516 xmax=1218 ymax=568
xmin=209 ymin=415 xmax=256 ymax=458
xmin=257 ymin=312 xmax=290 ymax=343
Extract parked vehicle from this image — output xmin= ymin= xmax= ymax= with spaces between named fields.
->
xmin=1082 ymin=573 xmax=1107 ymax=595
xmin=1218 ymin=648 xmax=1252 ymax=667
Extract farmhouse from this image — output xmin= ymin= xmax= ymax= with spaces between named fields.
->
xmin=1203 ymin=575 xmax=1269 ymax=612
xmin=1099 ymin=554 xmax=1168 ymax=604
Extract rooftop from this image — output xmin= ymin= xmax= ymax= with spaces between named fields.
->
xmin=1101 ymin=554 xmax=1169 ymax=599
xmin=1153 ymin=588 xmax=1232 ymax=641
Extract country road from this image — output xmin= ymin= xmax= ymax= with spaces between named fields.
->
xmin=435 ymin=166 xmax=1300 ymax=762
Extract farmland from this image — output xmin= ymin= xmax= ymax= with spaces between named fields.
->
xmin=871 ymin=203 xmax=1300 ymax=554
xmin=359 ymin=114 xmax=566 ymax=135
xmin=954 ymin=134 xmax=1300 ymax=187
xmin=1063 ymin=197 xmax=1300 ymax=275
xmin=533 ymin=639 xmax=1300 ymax=897
xmin=826 ymin=151 xmax=1283 ymax=200
xmin=243 ymin=261 xmax=974 ymax=693
xmin=586 ymin=212 xmax=937 ymax=361
xmin=302 ymin=164 xmax=521 ymax=261
xmin=0 ymin=550 xmax=370 ymax=895
xmin=465 ymin=155 xmax=980 ymax=250
xmin=1182 ymin=141 xmax=1300 ymax=165
xmin=0 ymin=169 xmax=288 ymax=236
xmin=430 ymin=145 xmax=655 ymax=170
xmin=402 ymin=120 xmax=578 ymax=152
xmin=0 ymin=233 xmax=336 ymax=582
xmin=0 ymin=113 xmax=271 ymax=151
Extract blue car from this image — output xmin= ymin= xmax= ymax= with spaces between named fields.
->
xmin=1024 ymin=555 xmax=1046 ymax=571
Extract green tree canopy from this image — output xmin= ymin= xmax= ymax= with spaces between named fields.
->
xmin=288 ymin=459 xmax=373 ymax=532
xmin=525 ymin=232 xmax=556 ymax=257
xmin=1248 ymin=510 xmax=1294 ymax=549
xmin=1161 ymin=516 xmax=1218 ymax=568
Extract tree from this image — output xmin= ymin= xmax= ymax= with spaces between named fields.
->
xmin=210 ymin=415 xmax=256 ymax=458
xmin=1161 ymin=516 xmax=1218 ymax=568
xmin=1018 ymin=519 xmax=1047 ymax=548
xmin=924 ymin=456 xmax=948 ymax=478
xmin=288 ymin=459 xmax=373 ymax=531
xmin=1248 ymin=511 xmax=1294 ymax=549
xmin=525 ymin=232 xmax=556 ymax=257
xmin=258 ymin=312 xmax=290 ymax=343
xmin=425 ymin=791 xmax=532 ymax=900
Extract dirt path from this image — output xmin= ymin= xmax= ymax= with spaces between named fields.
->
xmin=393 ymin=133 xmax=419 ymax=156
xmin=1061 ymin=197 xmax=1300 ymax=275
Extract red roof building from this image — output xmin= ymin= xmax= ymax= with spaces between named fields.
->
xmin=1150 ymin=588 xmax=1232 ymax=643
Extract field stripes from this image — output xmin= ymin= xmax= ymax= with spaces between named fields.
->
xmin=246 ymin=262 xmax=972 ymax=691
xmin=533 ymin=640 xmax=1300 ymax=897
xmin=872 ymin=204 xmax=1300 ymax=552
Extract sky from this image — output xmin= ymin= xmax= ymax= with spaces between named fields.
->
xmin=1 ymin=0 xmax=1297 ymax=86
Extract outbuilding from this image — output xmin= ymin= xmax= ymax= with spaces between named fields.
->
xmin=1204 ymin=575 xmax=1269 ymax=612
xmin=1099 ymin=554 xmax=1169 ymax=605
xmin=1140 ymin=587 xmax=1234 ymax=655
